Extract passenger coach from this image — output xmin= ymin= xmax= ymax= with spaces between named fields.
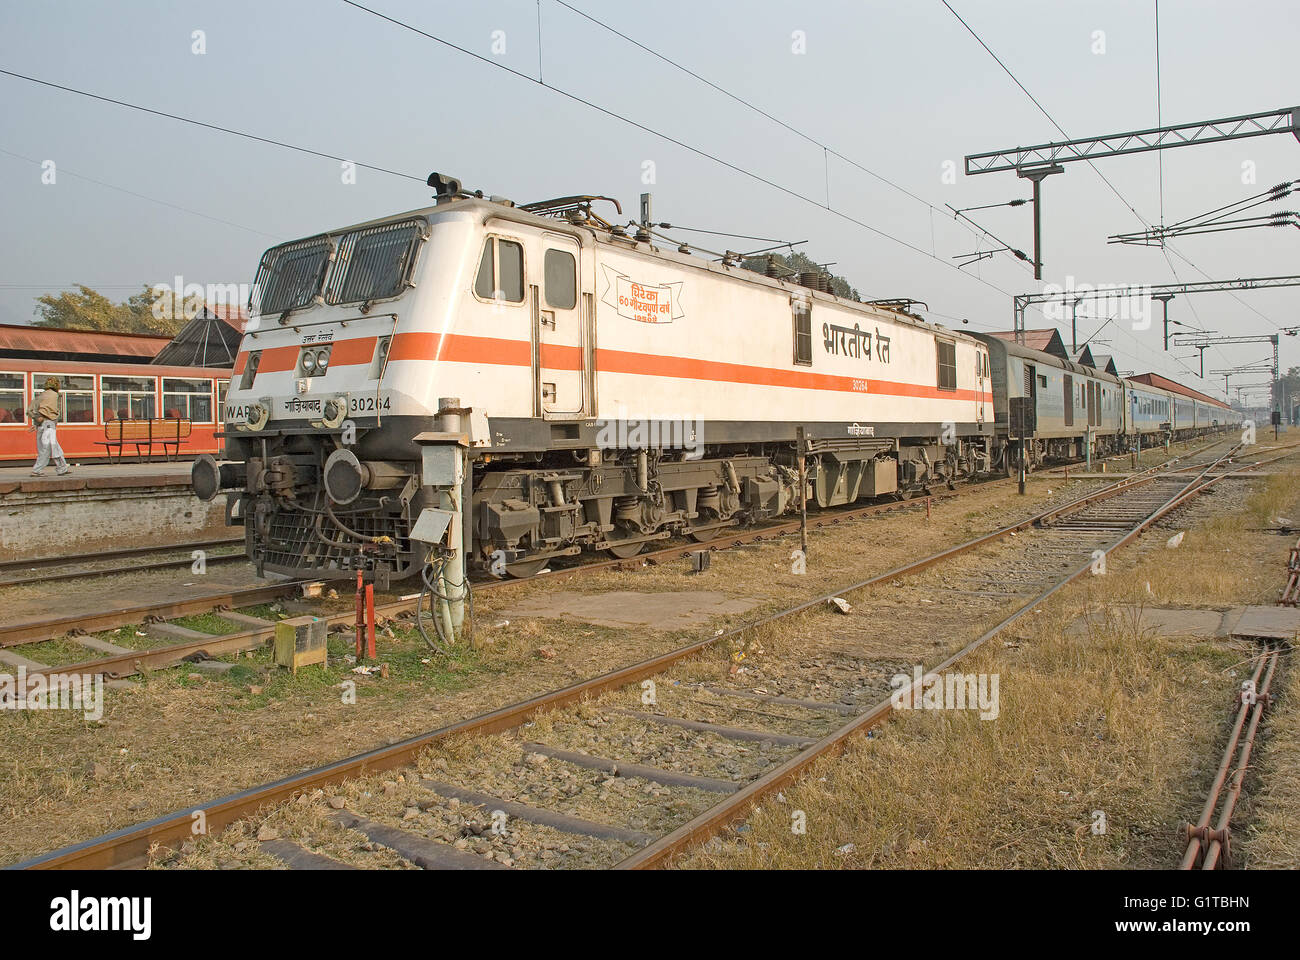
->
xmin=0 ymin=358 xmax=228 ymax=462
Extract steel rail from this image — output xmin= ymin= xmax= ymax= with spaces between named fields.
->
xmin=0 ymin=581 xmax=307 ymax=648
xmin=13 ymin=444 xmax=1224 ymax=682
xmin=615 ymin=447 xmax=1244 ymax=868
xmin=1202 ymin=648 xmax=1280 ymax=870
xmin=0 ymin=536 xmax=244 ymax=573
xmin=1179 ymin=657 xmax=1269 ymax=870
xmin=13 ymin=447 xmax=1241 ymax=870
xmin=0 ymin=550 xmax=248 ymax=588
xmin=11 ymin=442 xmax=1290 ymax=685
xmin=0 ymin=491 xmax=960 ymax=670
xmin=3 ymin=434 xmax=1250 ymax=652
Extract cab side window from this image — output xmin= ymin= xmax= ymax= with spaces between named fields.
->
xmin=474 ymin=237 xmax=525 ymax=302
xmin=544 ymin=249 xmax=577 ymax=309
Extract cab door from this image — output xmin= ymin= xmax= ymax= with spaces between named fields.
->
xmin=533 ymin=233 xmax=587 ymax=418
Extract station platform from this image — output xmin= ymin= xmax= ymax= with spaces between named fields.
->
xmin=0 ymin=460 xmax=195 ymax=490
xmin=0 ymin=459 xmax=228 ymax=563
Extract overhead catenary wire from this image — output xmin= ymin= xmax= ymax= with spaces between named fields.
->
xmin=335 ymin=0 xmax=1027 ymax=306
xmin=550 ymin=0 xmax=1032 ymax=273
xmin=939 ymin=1 xmax=1286 ymax=333
xmin=0 ymin=67 xmax=426 ymax=183
xmin=0 ymin=146 xmax=279 ymax=238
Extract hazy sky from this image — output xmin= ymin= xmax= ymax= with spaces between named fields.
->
xmin=1 ymin=0 xmax=1296 ymax=400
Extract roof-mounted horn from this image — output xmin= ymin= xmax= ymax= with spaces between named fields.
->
xmin=427 ymin=172 xmax=464 ymax=203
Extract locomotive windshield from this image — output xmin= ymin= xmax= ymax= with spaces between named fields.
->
xmin=250 ymin=217 xmax=426 ymax=317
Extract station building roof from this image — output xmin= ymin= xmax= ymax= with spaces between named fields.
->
xmin=0 ymin=324 xmax=172 ymax=363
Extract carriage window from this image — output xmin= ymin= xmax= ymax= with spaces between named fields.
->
xmin=544 ymin=249 xmax=577 ymax=309
xmin=163 ymin=378 xmax=213 ymax=421
xmin=792 ymin=300 xmax=812 ymax=365
xmin=0 ymin=373 xmax=23 ymax=425
xmin=102 ymin=375 xmax=156 ymax=420
xmin=217 ymin=380 xmax=230 ymax=407
xmin=35 ymin=373 xmax=94 ymax=423
xmin=474 ymin=237 xmax=525 ymax=302
xmin=936 ymin=340 xmax=957 ymax=391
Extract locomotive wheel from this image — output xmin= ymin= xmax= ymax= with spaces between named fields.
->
xmin=605 ymin=532 xmax=646 ymax=559
xmin=505 ymin=557 xmax=549 ymax=579
xmin=687 ymin=518 xmax=720 ymax=542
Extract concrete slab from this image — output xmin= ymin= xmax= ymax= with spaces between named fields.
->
xmin=218 ymin=610 xmax=277 ymax=629
xmin=72 ymin=635 xmax=135 ymax=657
xmin=1231 ymin=605 xmax=1300 ymax=641
xmin=189 ymin=659 xmax=236 ymax=675
xmin=0 ymin=647 xmax=49 ymax=670
xmin=147 ymin=623 xmax=215 ymax=642
xmin=500 ymin=590 xmax=761 ymax=631
xmin=1070 ymin=606 xmax=1247 ymax=638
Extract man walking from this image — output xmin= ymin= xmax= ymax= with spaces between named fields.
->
xmin=28 ymin=376 xmax=70 ymax=476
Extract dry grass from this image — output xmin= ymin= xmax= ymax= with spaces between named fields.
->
xmin=677 ymin=457 xmax=1300 ymax=870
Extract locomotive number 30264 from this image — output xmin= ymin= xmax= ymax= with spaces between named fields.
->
xmin=349 ymin=396 xmax=392 ymax=412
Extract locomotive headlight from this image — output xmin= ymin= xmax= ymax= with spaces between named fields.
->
xmin=301 ymin=351 xmax=317 ymax=374
xmin=316 ymin=347 xmax=331 ymax=372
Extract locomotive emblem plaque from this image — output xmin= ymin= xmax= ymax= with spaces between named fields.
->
xmin=600 ymin=265 xmax=684 ymax=323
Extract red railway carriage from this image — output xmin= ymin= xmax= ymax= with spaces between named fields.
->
xmin=0 ymin=358 xmax=229 ymax=462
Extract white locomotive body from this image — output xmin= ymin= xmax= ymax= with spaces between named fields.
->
xmin=206 ymin=191 xmax=999 ymax=582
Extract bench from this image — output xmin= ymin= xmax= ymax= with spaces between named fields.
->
xmin=96 ymin=418 xmax=193 ymax=462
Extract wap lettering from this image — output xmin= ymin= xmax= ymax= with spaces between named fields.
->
xmin=600 ymin=266 xmax=685 ymax=323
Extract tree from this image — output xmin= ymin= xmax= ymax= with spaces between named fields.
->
xmin=1273 ymin=364 xmax=1300 ymax=420
xmin=32 ymin=284 xmax=194 ymax=336
xmin=741 ymin=251 xmax=861 ymax=301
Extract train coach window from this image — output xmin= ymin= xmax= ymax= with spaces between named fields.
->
xmin=36 ymin=373 xmax=94 ymax=423
xmin=163 ymin=378 xmax=213 ymax=421
xmin=936 ymin=340 xmax=956 ymax=391
xmin=102 ymin=375 xmax=156 ymax=420
xmin=0 ymin=373 xmax=24 ymax=423
xmin=544 ymin=249 xmax=577 ymax=310
xmin=474 ymin=237 xmax=525 ymax=303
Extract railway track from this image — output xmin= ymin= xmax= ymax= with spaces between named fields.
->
xmin=0 ymin=434 xmax=1259 ymax=666
xmin=0 ymin=469 xmax=1050 ymax=671
xmin=14 ymin=439 xmax=1278 ymax=870
xmin=0 ymin=536 xmax=246 ymax=588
